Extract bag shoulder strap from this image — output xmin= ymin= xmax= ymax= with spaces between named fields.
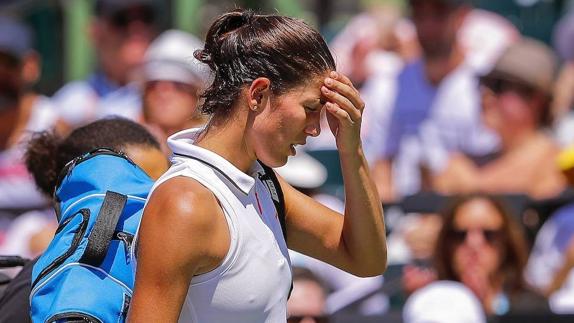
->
xmin=79 ymin=191 xmax=127 ymax=266
xmin=258 ymin=162 xmax=287 ymax=240
xmin=258 ymin=162 xmax=293 ymax=299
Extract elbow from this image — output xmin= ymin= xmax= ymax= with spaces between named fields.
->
xmin=351 ymin=254 xmax=388 ymax=277
xmin=352 ymin=263 xmax=388 ymax=278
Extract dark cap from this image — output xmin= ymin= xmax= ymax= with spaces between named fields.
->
xmin=485 ymin=37 xmax=557 ymax=95
xmin=95 ymin=0 xmax=157 ymax=18
xmin=409 ymin=0 xmax=472 ymax=7
xmin=409 ymin=0 xmax=473 ymax=9
xmin=0 ymin=16 xmax=32 ymax=60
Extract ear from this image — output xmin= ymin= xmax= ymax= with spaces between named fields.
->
xmin=453 ymin=5 xmax=471 ymax=29
xmin=88 ymin=19 xmax=103 ymax=47
xmin=20 ymin=51 xmax=41 ymax=84
xmin=247 ymin=77 xmax=270 ymax=112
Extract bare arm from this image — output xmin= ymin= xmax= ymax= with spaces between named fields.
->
xmin=127 ymin=177 xmax=229 ymax=322
xmin=432 ymin=153 xmax=480 ymax=194
xmin=285 ymin=72 xmax=387 ymax=277
xmin=545 ymin=238 xmax=574 ymax=297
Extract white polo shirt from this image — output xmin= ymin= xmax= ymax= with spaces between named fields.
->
xmin=142 ymin=128 xmax=292 ymax=323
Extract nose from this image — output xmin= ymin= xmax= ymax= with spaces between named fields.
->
xmin=305 ymin=112 xmax=321 ymax=137
xmin=465 ymin=229 xmax=487 ymax=248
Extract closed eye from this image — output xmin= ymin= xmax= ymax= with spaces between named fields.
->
xmin=304 ymin=106 xmax=318 ymax=113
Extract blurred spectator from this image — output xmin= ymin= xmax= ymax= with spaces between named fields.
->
xmin=524 ymin=146 xmax=574 ymax=313
xmin=287 ymin=266 xmax=330 ymax=323
xmin=363 ymin=0 xmax=499 ymax=201
xmin=433 ymin=38 xmax=566 ymax=199
xmin=0 ymin=16 xmax=57 ymax=224
xmin=52 ymin=0 xmax=159 ymax=133
xmin=329 ymin=1 xmax=414 ymax=88
xmin=552 ymin=11 xmax=574 ymax=147
xmin=403 ymin=280 xmax=486 ymax=323
xmin=139 ymin=29 xmax=209 ymax=152
xmin=433 ymin=194 xmax=547 ymax=315
xmin=323 ymin=1 xmax=413 ymax=152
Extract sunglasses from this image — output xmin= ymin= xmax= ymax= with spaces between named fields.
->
xmin=449 ymin=228 xmax=503 ymax=245
xmin=110 ymin=6 xmax=155 ymax=28
xmin=287 ymin=315 xmax=329 ymax=323
xmin=479 ymin=76 xmax=535 ymax=99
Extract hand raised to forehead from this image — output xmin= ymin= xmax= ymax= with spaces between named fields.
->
xmin=321 ymin=71 xmax=365 ymax=153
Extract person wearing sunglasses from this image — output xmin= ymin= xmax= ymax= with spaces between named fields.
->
xmin=287 ymin=267 xmax=330 ymax=323
xmin=52 ymin=0 xmax=161 ymax=134
xmin=433 ymin=38 xmax=566 ymax=199
xmin=432 ymin=194 xmax=548 ymax=316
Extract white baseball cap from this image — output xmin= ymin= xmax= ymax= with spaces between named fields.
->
xmin=403 ymin=281 xmax=486 ymax=323
xmin=142 ymin=29 xmax=210 ymax=87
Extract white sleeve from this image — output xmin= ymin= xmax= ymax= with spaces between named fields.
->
xmin=524 ymin=218 xmax=563 ymax=290
xmin=51 ymin=81 xmax=99 ymax=127
xmin=360 ymin=73 xmax=398 ymax=165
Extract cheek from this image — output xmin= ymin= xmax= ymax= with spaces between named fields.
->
xmin=262 ymin=109 xmax=302 ymax=139
xmin=498 ymin=94 xmax=531 ymax=122
xmin=452 ymin=246 xmax=467 ymax=273
xmin=481 ymin=246 xmax=503 ymax=272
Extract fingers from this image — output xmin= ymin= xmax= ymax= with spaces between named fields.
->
xmin=325 ymin=102 xmax=355 ymax=125
xmin=321 ymin=86 xmax=361 ymax=122
xmin=324 ymin=71 xmax=365 ymax=113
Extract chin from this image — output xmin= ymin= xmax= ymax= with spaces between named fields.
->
xmin=260 ymin=154 xmax=288 ymax=168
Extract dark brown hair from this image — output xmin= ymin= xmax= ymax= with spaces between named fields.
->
xmin=194 ymin=9 xmax=336 ymax=124
xmin=292 ymin=266 xmax=330 ymax=294
xmin=24 ymin=117 xmax=161 ymax=197
xmin=433 ymin=194 xmax=529 ymax=293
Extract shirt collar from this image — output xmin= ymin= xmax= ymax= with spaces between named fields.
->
xmin=168 ymin=128 xmax=264 ymax=195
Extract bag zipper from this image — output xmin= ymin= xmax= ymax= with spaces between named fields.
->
xmin=32 ymin=209 xmax=90 ymax=289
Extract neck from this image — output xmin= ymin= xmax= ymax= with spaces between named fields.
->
xmin=0 ymin=106 xmax=20 ymax=150
xmin=484 ymin=275 xmax=506 ymax=315
xmin=423 ymin=45 xmax=464 ymax=85
xmin=163 ymin=117 xmax=208 ymax=138
xmin=499 ymin=126 xmax=540 ymax=153
xmin=195 ymin=108 xmax=255 ymax=173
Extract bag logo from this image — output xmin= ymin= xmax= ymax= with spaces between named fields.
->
xmin=264 ymin=179 xmax=280 ymax=203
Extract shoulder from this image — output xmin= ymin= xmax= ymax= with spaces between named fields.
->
xmin=53 ymin=80 xmax=96 ymax=102
xmin=140 ymin=176 xmax=229 ymax=270
xmin=144 ymin=176 xmax=223 ymax=240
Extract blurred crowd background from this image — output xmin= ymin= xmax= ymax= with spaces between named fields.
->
xmin=3 ymin=0 xmax=574 ymax=322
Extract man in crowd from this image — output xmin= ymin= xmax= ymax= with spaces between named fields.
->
xmin=52 ymin=0 xmax=160 ymax=133
xmin=364 ymin=0 xmax=499 ymax=201
xmin=0 ymin=16 xmax=57 ymax=221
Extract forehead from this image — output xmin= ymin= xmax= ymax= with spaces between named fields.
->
xmin=282 ymin=74 xmax=328 ymax=99
xmin=411 ymin=0 xmax=457 ymax=16
xmin=453 ymin=198 xmax=504 ymax=229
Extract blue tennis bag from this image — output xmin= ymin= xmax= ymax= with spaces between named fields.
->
xmin=30 ymin=149 xmax=154 ymax=323
xmin=29 ymin=148 xmax=287 ymax=322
